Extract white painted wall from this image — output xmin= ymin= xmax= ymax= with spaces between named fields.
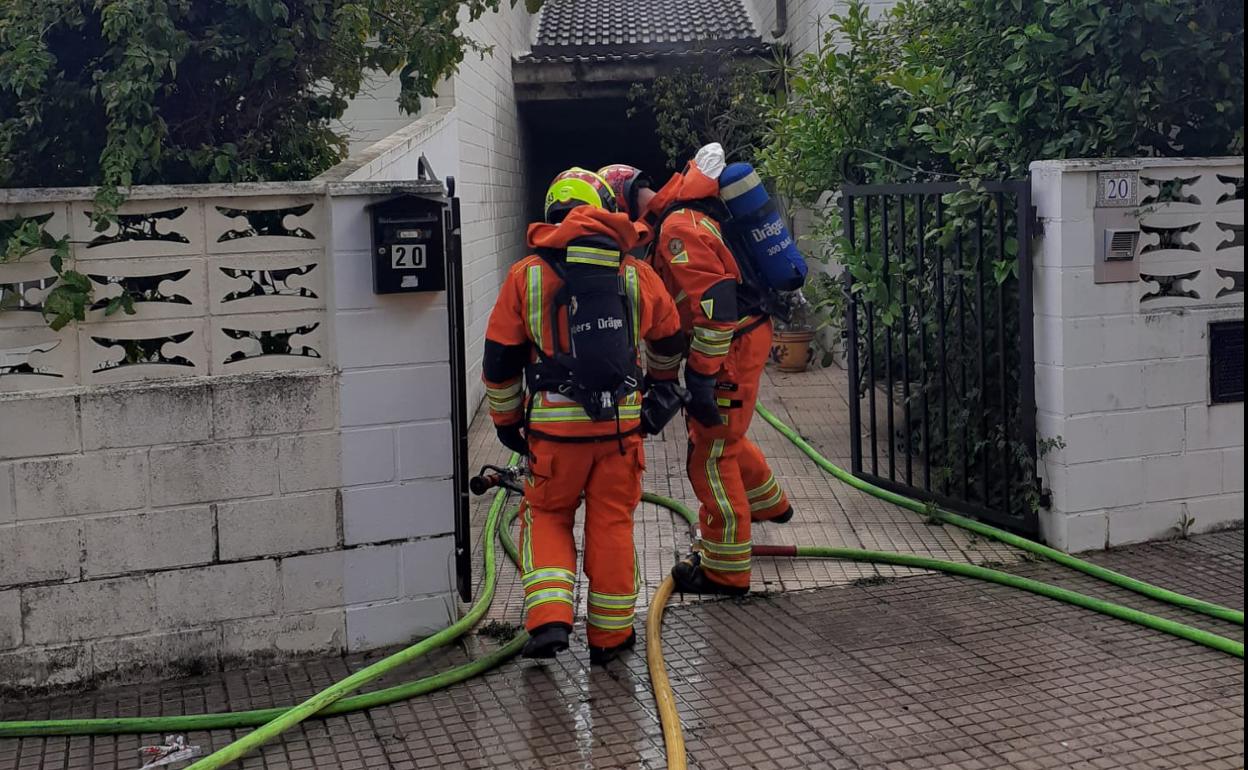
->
xmin=782 ymin=0 xmax=899 ymax=56
xmin=1030 ymin=158 xmax=1244 ymax=552
xmin=337 ymin=72 xmax=438 ymax=155
xmin=786 ymin=0 xmax=837 ymax=55
xmin=325 ymin=187 xmax=459 ymax=651
xmin=327 ymin=4 xmax=534 ymax=416
xmin=1 ymin=185 xmax=351 ymax=690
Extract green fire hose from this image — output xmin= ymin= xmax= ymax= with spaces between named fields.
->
xmin=1 ymin=407 xmax=1242 ymax=768
xmin=754 ymin=403 xmax=1245 ymax=627
xmin=0 ymin=458 xmax=525 ymax=742
xmin=175 ymin=461 xmax=525 ymax=769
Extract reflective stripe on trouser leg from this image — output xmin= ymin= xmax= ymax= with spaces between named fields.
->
xmin=518 ymin=504 xmax=577 ymax=630
xmin=700 ymin=537 xmax=752 ymax=573
xmin=583 ymin=436 xmax=644 ymax=648
xmin=586 ymin=556 xmax=639 ymax=640
xmin=746 ymin=476 xmax=783 ymax=512
xmin=741 ymin=437 xmax=790 ymax=521
xmin=521 ymin=438 xmax=592 ymax=632
xmin=684 ymin=325 xmax=773 ymax=589
xmin=687 ymin=431 xmax=752 ymax=589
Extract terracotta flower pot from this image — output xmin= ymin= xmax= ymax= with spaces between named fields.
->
xmin=772 ymin=329 xmax=816 ymax=372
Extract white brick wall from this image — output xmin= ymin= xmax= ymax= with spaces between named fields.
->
xmin=336 ymin=73 xmax=438 ymax=155
xmin=0 ymin=371 xmax=349 ymax=691
xmin=326 ymin=191 xmax=465 ymax=651
xmin=1031 ymin=158 xmax=1244 ymax=552
xmin=329 ymin=3 xmax=534 ymax=418
xmin=782 ymin=0 xmax=899 ymax=56
xmin=1 ymin=172 xmax=483 ymax=690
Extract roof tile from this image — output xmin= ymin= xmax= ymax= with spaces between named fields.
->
xmin=520 ymin=0 xmax=767 ymax=63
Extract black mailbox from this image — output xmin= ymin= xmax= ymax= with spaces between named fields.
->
xmin=367 ymin=193 xmax=447 ymax=293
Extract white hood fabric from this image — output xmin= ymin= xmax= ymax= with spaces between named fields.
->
xmin=692 ymin=142 xmax=726 ymax=181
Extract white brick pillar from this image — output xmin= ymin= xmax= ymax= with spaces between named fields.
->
xmin=326 ymin=186 xmax=459 ymax=650
xmin=1030 ymin=158 xmax=1244 ymax=552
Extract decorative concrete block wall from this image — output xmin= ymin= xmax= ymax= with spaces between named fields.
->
xmin=1030 ymin=158 xmax=1244 ymax=552
xmin=1 ymin=180 xmax=459 ymax=692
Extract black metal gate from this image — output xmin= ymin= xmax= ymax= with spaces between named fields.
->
xmin=842 ymin=179 xmax=1039 ymax=535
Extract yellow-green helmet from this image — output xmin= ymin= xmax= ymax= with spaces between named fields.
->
xmin=543 ymin=167 xmax=618 ymax=223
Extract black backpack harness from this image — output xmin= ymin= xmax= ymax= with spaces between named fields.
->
xmin=524 ymin=235 xmax=644 ymax=447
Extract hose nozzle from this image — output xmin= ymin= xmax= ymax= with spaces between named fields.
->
xmin=469 ymin=464 xmax=525 ymax=495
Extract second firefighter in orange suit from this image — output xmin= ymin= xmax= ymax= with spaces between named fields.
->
xmin=482 ymin=168 xmax=684 ymax=663
xmin=612 ymin=157 xmax=793 ymax=595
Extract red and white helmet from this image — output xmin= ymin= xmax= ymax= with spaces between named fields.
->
xmin=597 ymin=164 xmax=653 ymax=221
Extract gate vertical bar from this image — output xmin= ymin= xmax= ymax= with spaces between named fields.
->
xmin=975 ymin=208 xmax=989 ymax=507
xmin=864 ymin=196 xmax=878 ymax=476
xmin=956 ymin=225 xmax=969 ymax=500
xmin=916 ymin=194 xmax=929 ymax=491
xmin=994 ymin=192 xmax=1011 ymax=516
xmin=882 ymin=196 xmax=895 ymax=481
xmin=935 ymin=197 xmax=949 ymax=496
xmin=844 ymin=191 xmax=863 ymax=476
xmin=445 ymin=182 xmax=472 ymax=603
xmin=899 ymin=194 xmax=912 ymax=486
xmin=1015 ymin=182 xmax=1038 ymax=532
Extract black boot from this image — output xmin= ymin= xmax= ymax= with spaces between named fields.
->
xmin=521 ymin=622 xmax=571 ymax=659
xmin=671 ymin=553 xmax=749 ymax=597
xmin=770 ymin=505 xmax=795 ymax=524
xmin=589 ymin=629 xmax=636 ymax=666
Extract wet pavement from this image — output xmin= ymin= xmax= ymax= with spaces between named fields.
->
xmin=2 ymin=367 xmax=1245 ymax=769
xmin=471 ymin=366 xmax=1023 ymax=628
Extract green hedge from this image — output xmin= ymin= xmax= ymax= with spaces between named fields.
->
xmin=761 ymin=0 xmax=1244 ymax=201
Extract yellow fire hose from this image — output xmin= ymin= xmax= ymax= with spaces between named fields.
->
xmin=639 ymin=404 xmax=1243 ymax=769
xmin=646 ymin=576 xmax=687 ymax=770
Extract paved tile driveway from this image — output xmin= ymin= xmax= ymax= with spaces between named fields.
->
xmin=2 ymin=367 xmax=1243 ymax=769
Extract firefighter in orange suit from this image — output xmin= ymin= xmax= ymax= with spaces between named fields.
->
xmin=599 ymin=156 xmax=793 ymax=597
xmin=482 ymin=168 xmax=685 ymax=663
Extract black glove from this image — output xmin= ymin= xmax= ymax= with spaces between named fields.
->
xmin=495 ymin=423 xmax=528 ymax=456
xmin=683 ymin=369 xmax=721 ymax=428
xmin=641 ymin=379 xmax=688 ymax=435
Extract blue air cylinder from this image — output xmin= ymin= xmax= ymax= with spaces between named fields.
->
xmin=718 ymin=163 xmax=808 ymax=292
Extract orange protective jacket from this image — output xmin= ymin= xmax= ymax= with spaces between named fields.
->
xmin=643 ymin=164 xmax=762 ymax=379
xmin=482 ymin=206 xmax=684 ymax=440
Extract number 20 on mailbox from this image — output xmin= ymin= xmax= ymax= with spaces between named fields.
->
xmin=367 ymin=193 xmax=448 ymax=294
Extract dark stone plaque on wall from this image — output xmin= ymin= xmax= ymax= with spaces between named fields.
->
xmin=1209 ymin=320 xmax=1244 ymax=404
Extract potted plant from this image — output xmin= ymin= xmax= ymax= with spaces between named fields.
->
xmin=772 ymin=321 xmax=816 ymax=372
xmin=771 ymin=273 xmax=841 ymax=372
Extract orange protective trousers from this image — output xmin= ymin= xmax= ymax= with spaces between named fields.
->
xmin=687 ymin=322 xmax=790 ymax=589
xmin=519 ymin=434 xmax=643 ymax=648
